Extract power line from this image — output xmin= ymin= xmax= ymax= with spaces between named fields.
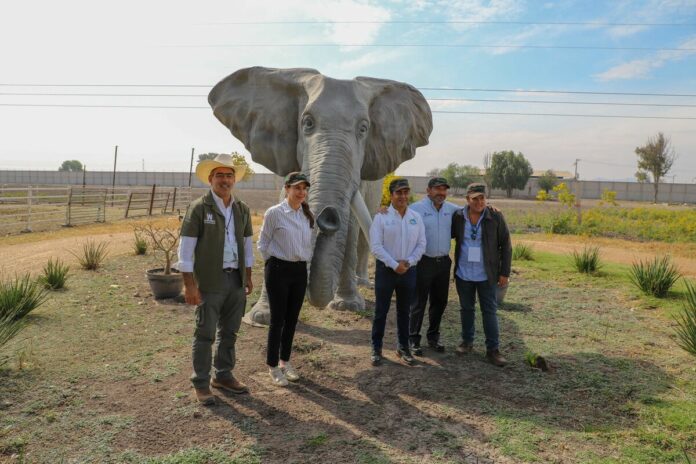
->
xmin=1 ymin=84 xmax=694 ymax=98
xmin=2 ymin=103 xmax=695 ymax=120
xmin=203 ymin=20 xmax=696 ymax=27
xmin=173 ymin=43 xmax=696 ymax=52
xmin=3 ymin=92 xmax=696 ymax=108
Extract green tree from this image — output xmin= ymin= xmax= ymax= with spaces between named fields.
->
xmin=439 ymin=163 xmax=481 ymax=196
xmin=635 ymin=171 xmax=649 ymax=183
xmin=58 ymin=160 xmax=83 ymax=172
xmin=489 ymin=150 xmax=533 ymax=198
xmin=635 ymin=132 xmax=677 ymax=203
xmin=537 ymin=169 xmax=558 ymax=193
xmin=197 ymin=152 xmax=254 ymax=181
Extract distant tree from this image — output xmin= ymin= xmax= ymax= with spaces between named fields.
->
xmin=634 ymin=132 xmax=677 ymax=203
xmin=197 ymin=152 xmax=254 ymax=181
xmin=635 ymin=171 xmax=649 ymax=183
xmin=58 ymin=160 xmax=83 ymax=172
xmin=490 ymin=150 xmax=533 ymax=198
xmin=440 ymin=163 xmax=481 ymax=196
xmin=482 ymin=153 xmax=493 ymax=189
xmin=426 ymin=167 xmax=443 ymax=177
xmin=537 ymin=169 xmax=558 ymax=193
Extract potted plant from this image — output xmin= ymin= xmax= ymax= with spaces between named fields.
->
xmin=135 ymin=221 xmax=183 ymax=299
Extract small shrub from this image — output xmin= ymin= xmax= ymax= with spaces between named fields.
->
xmin=599 ymin=189 xmax=618 ymax=206
xmin=552 ymin=182 xmax=575 ymax=207
xmin=535 ymin=190 xmax=550 ymax=202
xmin=629 ymin=256 xmax=681 ymax=298
xmin=571 ymin=246 xmax=602 ymax=274
xmin=72 ymin=240 xmax=109 ymax=270
xmin=39 ymin=258 xmax=70 ymax=290
xmin=524 ymin=351 xmax=549 ymax=371
xmin=548 ymin=212 xmax=577 ymax=235
xmin=0 ymin=274 xmax=48 ymax=320
xmin=133 ymin=230 xmax=148 ymax=255
xmin=512 ymin=243 xmax=534 ymax=261
xmin=674 ymin=280 xmax=696 ymax=357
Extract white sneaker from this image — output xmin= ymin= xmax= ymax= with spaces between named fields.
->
xmin=281 ymin=363 xmax=300 ymax=382
xmin=269 ymin=366 xmax=288 ymax=387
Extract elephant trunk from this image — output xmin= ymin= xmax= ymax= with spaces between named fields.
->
xmin=305 ymin=144 xmax=359 ymax=308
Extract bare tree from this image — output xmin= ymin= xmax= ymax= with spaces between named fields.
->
xmin=635 ymin=132 xmax=677 ymax=203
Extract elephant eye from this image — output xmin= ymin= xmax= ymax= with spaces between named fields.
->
xmin=358 ymin=121 xmax=369 ymax=137
xmin=302 ymin=115 xmax=315 ymax=133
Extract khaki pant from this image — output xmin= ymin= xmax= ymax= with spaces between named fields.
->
xmin=191 ymin=270 xmax=245 ymax=388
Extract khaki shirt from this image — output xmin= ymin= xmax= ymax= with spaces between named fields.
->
xmin=180 ymin=190 xmax=253 ymax=293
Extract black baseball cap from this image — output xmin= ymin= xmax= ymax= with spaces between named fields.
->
xmin=428 ymin=177 xmax=450 ymax=189
xmin=466 ymin=183 xmax=486 ymax=197
xmin=389 ymin=178 xmax=410 ymax=193
xmin=284 ymin=172 xmax=311 ymax=187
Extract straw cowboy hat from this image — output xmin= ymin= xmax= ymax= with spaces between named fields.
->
xmin=195 ymin=153 xmax=247 ymax=184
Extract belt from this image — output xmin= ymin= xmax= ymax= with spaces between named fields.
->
xmin=423 ymin=255 xmax=450 ymax=262
xmin=222 ymin=267 xmax=239 ymax=273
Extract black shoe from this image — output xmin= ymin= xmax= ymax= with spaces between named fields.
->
xmin=396 ymin=347 xmax=414 ymax=365
xmin=410 ymin=343 xmax=423 ymax=356
xmin=371 ymin=348 xmax=383 ymax=366
xmin=428 ymin=340 xmax=445 ymax=353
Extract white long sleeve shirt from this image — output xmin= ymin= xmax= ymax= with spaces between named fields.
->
xmin=257 ymin=199 xmax=313 ymax=262
xmin=369 ymin=205 xmax=426 ymax=270
xmin=177 ymin=191 xmax=254 ymax=272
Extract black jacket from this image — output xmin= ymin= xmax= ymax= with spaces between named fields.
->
xmin=451 ymin=206 xmax=512 ymax=285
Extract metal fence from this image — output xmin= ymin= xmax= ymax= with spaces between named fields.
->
xmin=0 ymin=185 xmax=192 ymax=234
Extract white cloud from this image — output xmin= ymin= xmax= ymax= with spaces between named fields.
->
xmin=595 ymin=35 xmax=696 ymax=81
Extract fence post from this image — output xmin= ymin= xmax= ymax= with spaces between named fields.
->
xmin=125 ymin=192 xmax=133 ymax=218
xmin=24 ymin=185 xmax=33 ymax=232
xmin=147 ymin=184 xmax=156 ymax=216
xmin=163 ymin=192 xmax=170 ymax=213
xmin=65 ymin=186 xmax=73 ymax=226
xmin=171 ymin=187 xmax=177 ymax=213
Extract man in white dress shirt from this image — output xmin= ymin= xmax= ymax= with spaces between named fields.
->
xmin=369 ymin=178 xmax=426 ymax=366
xmin=177 ymin=154 xmax=254 ymax=405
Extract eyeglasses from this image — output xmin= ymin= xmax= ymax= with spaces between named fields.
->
xmin=213 ymin=173 xmax=235 ymax=179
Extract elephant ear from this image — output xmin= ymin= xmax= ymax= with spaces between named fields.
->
xmin=356 ymin=77 xmax=433 ymax=180
xmin=208 ymin=66 xmax=320 ymax=175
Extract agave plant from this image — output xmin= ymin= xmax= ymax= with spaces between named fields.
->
xmin=629 ymin=256 xmax=681 ymax=298
xmin=570 ymin=246 xmax=602 ymax=274
xmin=674 ymin=280 xmax=696 ymax=357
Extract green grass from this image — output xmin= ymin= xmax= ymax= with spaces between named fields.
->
xmin=39 ymin=258 xmax=70 ymax=290
xmin=0 ymin=273 xmax=48 ymax=320
xmin=71 ymin=239 xmax=109 ymax=270
xmin=570 ymin=245 xmax=602 ymax=274
xmin=512 ymin=242 xmax=534 ymax=261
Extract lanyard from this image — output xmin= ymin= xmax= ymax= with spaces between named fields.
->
xmin=468 ymin=208 xmax=485 ymax=241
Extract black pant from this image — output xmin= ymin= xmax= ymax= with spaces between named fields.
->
xmin=409 ymin=255 xmax=452 ymax=345
xmin=265 ymin=256 xmax=307 ymax=367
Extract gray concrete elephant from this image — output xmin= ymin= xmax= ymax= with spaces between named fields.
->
xmin=208 ymin=66 xmax=432 ymax=325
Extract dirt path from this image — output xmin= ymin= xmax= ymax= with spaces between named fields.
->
xmin=515 ymin=233 xmax=696 ymax=278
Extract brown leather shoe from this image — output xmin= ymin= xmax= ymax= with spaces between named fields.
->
xmin=486 ymin=349 xmax=508 ymax=367
xmin=211 ymin=376 xmax=249 ymax=394
xmin=194 ymin=387 xmax=216 ymax=405
xmin=456 ymin=342 xmax=474 ymax=354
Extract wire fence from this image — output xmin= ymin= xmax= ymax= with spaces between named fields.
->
xmin=0 ymin=185 xmax=193 ymax=235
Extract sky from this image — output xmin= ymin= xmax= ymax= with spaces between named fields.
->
xmin=1 ymin=0 xmax=695 ymax=182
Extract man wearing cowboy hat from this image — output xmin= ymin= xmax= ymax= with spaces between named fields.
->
xmin=178 ymin=153 xmax=254 ymax=405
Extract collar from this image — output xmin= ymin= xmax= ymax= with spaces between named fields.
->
xmin=280 ymin=199 xmax=302 ymax=214
xmin=463 ymin=205 xmax=488 ymax=222
xmin=388 ymin=204 xmax=410 ymax=217
xmin=210 ymin=189 xmax=235 ymax=208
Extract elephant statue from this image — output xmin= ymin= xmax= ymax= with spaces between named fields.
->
xmin=208 ymin=67 xmax=432 ymax=326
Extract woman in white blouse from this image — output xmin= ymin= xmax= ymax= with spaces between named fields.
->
xmin=257 ymin=172 xmax=314 ymax=386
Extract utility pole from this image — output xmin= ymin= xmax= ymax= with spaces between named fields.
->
xmin=573 ymin=158 xmax=580 ymax=180
xmin=82 ymin=165 xmax=86 ymax=187
xmin=142 ymin=158 xmax=145 ymax=171
xmin=188 ymin=147 xmax=195 ymax=187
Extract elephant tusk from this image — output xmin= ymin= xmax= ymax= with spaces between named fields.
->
xmin=350 ymin=190 xmax=372 ymax=243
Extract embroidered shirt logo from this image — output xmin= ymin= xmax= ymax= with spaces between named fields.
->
xmin=409 ymin=218 xmax=417 ymax=225
xmin=204 ymin=213 xmax=216 ymax=225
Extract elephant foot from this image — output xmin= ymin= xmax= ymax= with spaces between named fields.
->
xmin=327 ymin=293 xmax=365 ymax=312
xmin=356 ymin=276 xmax=374 ymax=288
xmin=242 ymin=302 xmax=270 ymax=327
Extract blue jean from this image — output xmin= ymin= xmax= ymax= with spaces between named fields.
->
xmin=372 ymin=260 xmax=416 ymax=350
xmin=455 ymin=278 xmax=500 ymax=351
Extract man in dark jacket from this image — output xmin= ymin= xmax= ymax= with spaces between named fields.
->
xmin=451 ymin=183 xmax=512 ymax=366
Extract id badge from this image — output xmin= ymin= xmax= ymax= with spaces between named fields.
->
xmin=467 ymin=247 xmax=481 ymax=263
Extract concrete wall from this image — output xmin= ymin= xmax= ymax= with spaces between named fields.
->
xmin=1 ymin=170 xmax=695 ymax=203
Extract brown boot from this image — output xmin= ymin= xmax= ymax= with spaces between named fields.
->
xmin=194 ymin=386 xmax=216 ymax=405
xmin=456 ymin=342 xmax=474 ymax=354
xmin=486 ymin=349 xmax=508 ymax=367
xmin=211 ymin=376 xmax=249 ymax=394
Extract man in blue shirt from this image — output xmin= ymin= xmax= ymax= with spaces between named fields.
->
xmin=408 ymin=177 xmax=460 ymax=355
xmin=451 ymin=183 xmax=512 ymax=366
xmin=370 ymin=178 xmax=427 ymax=366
